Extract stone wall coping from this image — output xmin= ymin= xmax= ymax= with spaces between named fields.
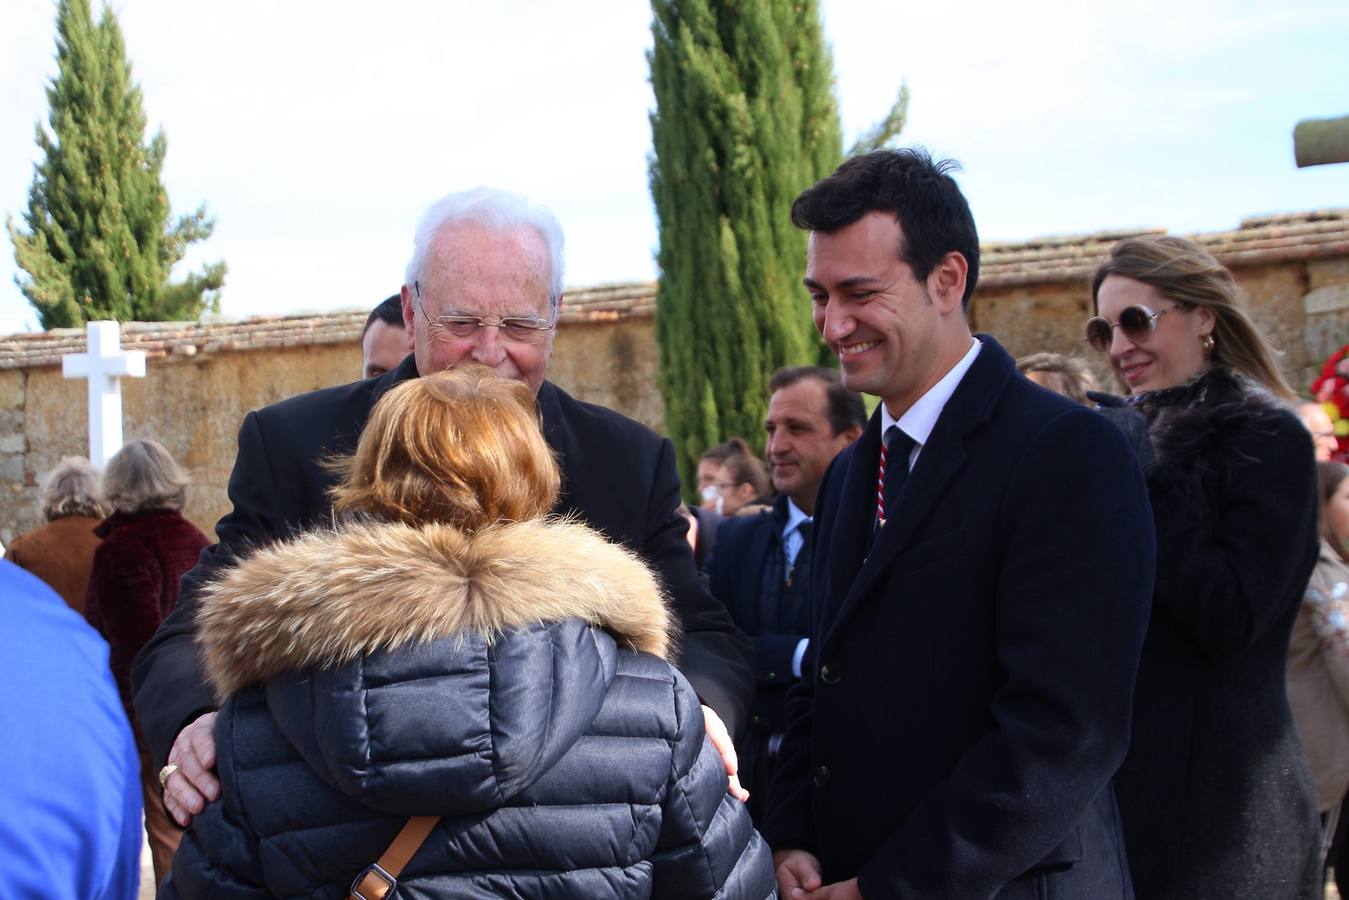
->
xmin=981 ymin=208 xmax=1349 ymax=288
xmin=0 ymin=282 xmax=660 ymax=370
xmin=3 ymin=208 xmax=1345 ymax=370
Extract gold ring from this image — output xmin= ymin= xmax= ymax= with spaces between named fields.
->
xmin=157 ymin=764 xmax=179 ymax=789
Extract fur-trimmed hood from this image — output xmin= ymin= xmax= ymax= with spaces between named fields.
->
xmin=198 ymin=517 xmax=673 ymax=700
xmin=195 ymin=517 xmax=678 ymax=814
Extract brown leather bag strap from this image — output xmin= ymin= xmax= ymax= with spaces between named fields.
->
xmin=348 ymin=815 xmax=440 ymax=900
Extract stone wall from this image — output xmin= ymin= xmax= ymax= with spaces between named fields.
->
xmin=0 ymin=342 xmax=362 ymax=544
xmin=551 ymin=318 xmax=664 ymax=430
xmin=0 ymin=285 xmax=661 ymax=545
xmin=971 ymin=259 xmax=1338 ymax=394
xmin=3 ymin=210 xmax=1346 ymax=546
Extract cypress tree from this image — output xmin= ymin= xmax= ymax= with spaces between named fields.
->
xmin=649 ymin=0 xmax=843 ymax=492
xmin=8 ymin=0 xmax=225 ymax=330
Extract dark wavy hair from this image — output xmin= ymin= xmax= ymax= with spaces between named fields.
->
xmin=791 ymin=148 xmax=980 ymax=308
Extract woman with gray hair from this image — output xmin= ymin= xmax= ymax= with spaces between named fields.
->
xmin=84 ymin=439 xmax=209 ymax=888
xmin=4 ymin=456 xmax=107 ymax=613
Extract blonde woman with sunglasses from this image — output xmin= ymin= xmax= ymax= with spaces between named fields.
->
xmin=1087 ymin=235 xmax=1321 ymax=898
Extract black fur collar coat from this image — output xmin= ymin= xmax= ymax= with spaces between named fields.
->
xmin=1113 ymin=366 xmax=1322 ymax=898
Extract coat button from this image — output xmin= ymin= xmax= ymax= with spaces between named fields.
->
xmin=820 ymin=662 xmax=841 ymax=685
xmin=813 ymin=765 xmax=831 ymax=788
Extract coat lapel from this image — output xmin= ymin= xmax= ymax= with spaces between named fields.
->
xmin=822 ymin=412 xmax=884 ymax=621
xmin=824 ymin=336 xmax=1014 ymax=642
xmin=535 ymin=381 xmax=575 ymax=513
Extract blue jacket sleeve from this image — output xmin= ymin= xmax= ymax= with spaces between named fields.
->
xmin=651 ymin=672 xmax=776 ymax=899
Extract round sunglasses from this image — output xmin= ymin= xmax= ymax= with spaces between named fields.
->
xmin=1084 ymin=304 xmax=1178 ymax=352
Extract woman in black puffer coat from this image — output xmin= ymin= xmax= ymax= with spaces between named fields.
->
xmin=163 ymin=366 xmax=775 ymax=899
xmin=1087 ymin=236 xmax=1321 ymax=899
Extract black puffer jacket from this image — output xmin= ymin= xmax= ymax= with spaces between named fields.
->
xmin=163 ymin=517 xmax=775 ymax=899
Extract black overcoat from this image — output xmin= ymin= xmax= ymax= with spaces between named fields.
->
xmin=1113 ymin=367 xmax=1321 ymax=899
xmin=762 ymin=336 xmax=1157 ymax=899
xmin=132 ymin=355 xmax=754 ymax=764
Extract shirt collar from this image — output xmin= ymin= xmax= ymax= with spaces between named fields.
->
xmin=880 ymin=337 xmax=982 ymax=446
xmin=782 ymin=497 xmax=810 ymax=537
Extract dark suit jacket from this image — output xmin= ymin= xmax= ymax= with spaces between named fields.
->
xmin=705 ymin=495 xmax=812 ymax=732
xmin=761 ymin=336 xmax=1156 ymax=900
xmin=132 ymin=355 xmax=754 ymax=765
xmin=706 ymin=495 xmax=813 ymax=824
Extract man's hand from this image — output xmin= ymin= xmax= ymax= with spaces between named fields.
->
xmin=161 ymin=711 xmax=221 ymax=827
xmin=701 ymin=704 xmax=749 ymax=802
xmin=802 ymin=878 xmax=863 ymax=899
xmin=774 ymin=849 xmax=824 ymax=896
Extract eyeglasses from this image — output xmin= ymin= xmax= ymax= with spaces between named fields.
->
xmin=1084 ymin=304 xmax=1178 ymax=352
xmin=413 ymin=282 xmax=556 ymax=343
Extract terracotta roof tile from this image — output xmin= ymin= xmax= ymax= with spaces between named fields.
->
xmin=3 ymin=209 xmax=1345 ymax=368
xmin=981 ymin=208 xmax=1349 ymax=288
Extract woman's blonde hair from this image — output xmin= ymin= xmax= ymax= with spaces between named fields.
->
xmin=1091 ymin=235 xmax=1294 ymax=400
xmin=41 ymin=456 xmax=107 ymax=521
xmin=330 ymin=366 xmax=560 ymax=531
xmin=103 ymin=440 xmax=189 ymax=514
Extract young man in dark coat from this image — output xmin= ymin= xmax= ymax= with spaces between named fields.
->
xmin=133 ymin=187 xmax=755 ymax=828
xmin=762 ymin=149 xmax=1156 ymax=899
xmin=705 ymin=365 xmax=863 ymax=823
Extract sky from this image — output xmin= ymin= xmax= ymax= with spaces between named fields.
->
xmin=1 ymin=0 xmax=1346 ymax=335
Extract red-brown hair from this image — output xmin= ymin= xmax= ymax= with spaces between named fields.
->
xmin=329 ymin=366 xmax=560 ymax=531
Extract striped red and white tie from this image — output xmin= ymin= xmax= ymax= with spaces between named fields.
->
xmin=876 ymin=433 xmax=889 ymax=528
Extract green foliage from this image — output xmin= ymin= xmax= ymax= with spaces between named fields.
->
xmin=649 ymin=0 xmax=842 ymax=494
xmin=8 ymin=0 xmax=225 ymax=330
xmin=848 ymin=83 xmax=909 ymax=157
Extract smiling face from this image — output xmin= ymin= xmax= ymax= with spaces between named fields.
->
xmin=806 ymin=211 xmax=967 ymax=417
xmin=402 ymin=222 xmax=556 ymax=395
xmin=1095 ymin=274 xmax=1214 ymax=393
xmin=765 ymin=377 xmax=859 ymax=514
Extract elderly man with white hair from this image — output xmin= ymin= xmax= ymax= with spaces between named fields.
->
xmin=133 ymin=188 xmax=755 ymax=832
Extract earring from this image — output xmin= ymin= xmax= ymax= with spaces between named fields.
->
xmin=1201 ymin=334 xmax=1215 ymax=353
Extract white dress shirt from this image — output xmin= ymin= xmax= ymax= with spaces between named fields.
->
xmin=879 ymin=337 xmax=982 ymax=471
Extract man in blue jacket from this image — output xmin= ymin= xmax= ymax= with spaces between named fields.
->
xmin=763 ymin=149 xmax=1155 ymax=899
xmin=0 ymin=559 xmax=142 ymax=899
xmin=705 ymin=365 xmax=863 ymax=822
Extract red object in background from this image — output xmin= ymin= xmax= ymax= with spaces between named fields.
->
xmin=1311 ymin=343 xmax=1349 ymax=461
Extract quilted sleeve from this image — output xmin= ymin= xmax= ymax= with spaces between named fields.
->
xmin=650 ymin=671 xmax=777 ymax=900
xmin=161 ymin=700 xmax=272 ymax=899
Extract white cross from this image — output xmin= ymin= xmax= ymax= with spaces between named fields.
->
xmin=62 ymin=321 xmax=146 ymax=466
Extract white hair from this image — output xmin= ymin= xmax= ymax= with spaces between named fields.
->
xmin=404 ymin=187 xmax=565 ymax=312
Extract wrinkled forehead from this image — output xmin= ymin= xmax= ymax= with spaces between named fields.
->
xmin=421 ymin=224 xmax=552 ymax=317
xmin=769 ymin=377 xmax=831 ymax=420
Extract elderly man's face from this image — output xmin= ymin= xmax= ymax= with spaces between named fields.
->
xmin=402 ymin=223 xmax=556 ymax=395
xmin=1299 ymin=403 xmax=1338 ymax=462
